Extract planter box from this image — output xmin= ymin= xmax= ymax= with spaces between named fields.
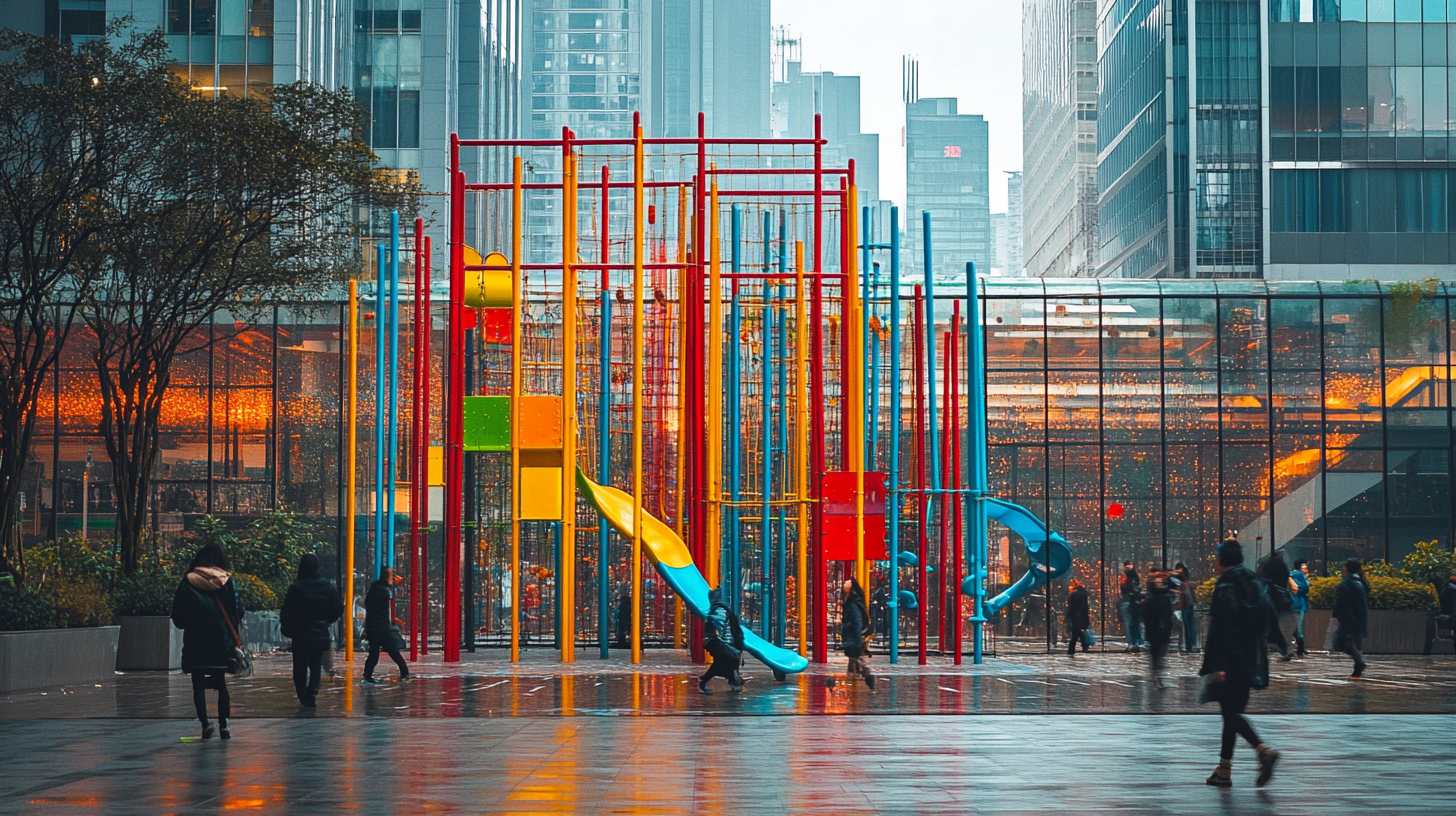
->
xmin=115 ymin=616 xmax=182 ymax=671
xmin=1293 ymin=609 xmax=1433 ymax=655
xmin=241 ymin=610 xmax=288 ymax=654
xmin=0 ymin=626 xmax=120 ymax=693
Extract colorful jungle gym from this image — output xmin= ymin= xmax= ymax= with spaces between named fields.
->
xmin=343 ymin=114 xmax=1071 ymax=670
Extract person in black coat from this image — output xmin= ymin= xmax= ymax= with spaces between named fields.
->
xmin=1118 ymin=562 xmax=1144 ymax=651
xmin=279 ymin=553 xmax=344 ymax=707
xmin=362 ymin=566 xmax=411 ymax=684
xmin=1332 ymin=559 xmax=1369 ymax=679
xmin=1065 ymin=580 xmax=1091 ymax=658
xmin=1256 ymin=551 xmax=1294 ymax=661
xmin=170 ymin=542 xmax=243 ymax=740
xmin=840 ymin=577 xmax=875 ymax=689
xmin=1144 ymin=572 xmax=1177 ymax=685
xmin=1199 ymin=538 xmax=1280 ymax=788
xmin=698 ymin=587 xmax=746 ymax=693
xmin=1440 ymin=572 xmax=1456 ymax=654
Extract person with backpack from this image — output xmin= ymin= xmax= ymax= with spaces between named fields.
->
xmin=840 ymin=577 xmax=876 ymax=689
xmin=279 ymin=553 xmax=344 ymax=707
xmin=1333 ymin=559 xmax=1369 ymax=679
xmin=1200 ymin=537 xmax=1280 ymax=789
xmin=170 ymin=542 xmax=244 ymax=740
xmin=1118 ymin=562 xmax=1144 ymax=652
xmin=1175 ymin=562 xmax=1199 ymax=652
xmin=1257 ymin=550 xmax=1295 ymax=662
xmin=1066 ymin=579 xmax=1091 ymax=658
xmin=1290 ymin=559 xmax=1311 ymax=657
xmin=698 ymin=587 xmax=745 ymax=693
xmin=362 ymin=566 xmax=411 ymax=685
xmin=1144 ymin=571 xmax=1177 ymax=687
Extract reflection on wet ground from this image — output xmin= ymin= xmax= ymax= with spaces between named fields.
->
xmin=3 ymin=650 xmax=1453 ymax=718
xmin=3 ymin=715 xmax=1454 ymax=814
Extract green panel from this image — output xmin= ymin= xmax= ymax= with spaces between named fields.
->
xmin=463 ymin=395 xmax=511 ymax=452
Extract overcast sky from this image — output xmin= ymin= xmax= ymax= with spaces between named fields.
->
xmin=771 ymin=0 xmax=1023 ymax=214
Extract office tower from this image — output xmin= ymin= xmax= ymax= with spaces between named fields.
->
xmin=653 ymin=0 xmax=771 ymax=138
xmin=1022 ymin=0 xmax=1097 ymax=277
xmin=771 ymin=56 xmax=883 ymax=208
xmin=1006 ymin=170 xmax=1024 ymax=274
xmin=905 ymin=96 xmax=991 ymax=283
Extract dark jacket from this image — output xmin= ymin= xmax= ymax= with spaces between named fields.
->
xmin=1119 ymin=571 xmax=1142 ymax=603
xmin=171 ymin=574 xmax=243 ymax=673
xmin=1441 ymin=581 xmax=1456 ymax=618
xmin=1333 ymin=574 xmax=1369 ymax=638
xmin=1066 ymin=586 xmax=1091 ymax=630
xmin=1143 ymin=579 xmax=1176 ymax=644
xmin=1199 ymin=564 xmax=1271 ymax=689
xmin=1257 ymin=553 xmax=1294 ymax=612
xmin=706 ymin=601 xmax=745 ymax=653
xmin=363 ymin=579 xmax=405 ymax=650
xmin=840 ymin=592 xmax=871 ymax=653
xmin=279 ymin=576 xmax=344 ymax=649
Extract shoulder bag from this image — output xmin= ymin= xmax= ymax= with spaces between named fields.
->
xmin=213 ymin=593 xmax=254 ymax=679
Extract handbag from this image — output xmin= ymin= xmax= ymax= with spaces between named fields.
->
xmin=213 ymin=594 xmax=254 ymax=679
xmin=1198 ymin=675 xmax=1223 ymax=704
xmin=1322 ymin=618 xmax=1340 ymax=652
xmin=1083 ymin=630 xmax=1098 ymax=648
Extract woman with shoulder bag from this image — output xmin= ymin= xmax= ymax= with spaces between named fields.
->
xmin=170 ymin=542 xmax=245 ymax=740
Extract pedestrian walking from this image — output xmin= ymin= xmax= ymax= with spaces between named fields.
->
xmin=279 ymin=553 xmax=344 ymax=707
xmin=362 ymin=567 xmax=411 ymax=684
xmin=1290 ymin=559 xmax=1311 ymax=657
xmin=840 ymin=577 xmax=876 ymax=689
xmin=1066 ymin=579 xmax=1091 ymax=658
xmin=1440 ymin=571 xmax=1456 ymax=654
xmin=1118 ymin=561 xmax=1144 ymax=651
xmin=1175 ymin=562 xmax=1199 ymax=653
xmin=1256 ymin=550 xmax=1295 ymax=661
xmin=1332 ymin=559 xmax=1369 ymax=679
xmin=1145 ymin=571 xmax=1177 ymax=686
xmin=698 ymin=588 xmax=745 ymax=693
xmin=1200 ymin=537 xmax=1280 ymax=788
xmin=170 ymin=542 xmax=243 ymax=740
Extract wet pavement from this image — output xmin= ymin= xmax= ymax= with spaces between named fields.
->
xmin=3 ymin=715 xmax=1454 ymax=813
xmin=2 ymin=648 xmax=1454 ymax=718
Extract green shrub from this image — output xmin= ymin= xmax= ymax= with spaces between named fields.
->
xmin=234 ymin=573 xmax=279 ymax=611
xmin=112 ymin=571 xmax=181 ymax=616
xmin=0 ymin=586 xmax=60 ymax=631
xmin=1309 ymin=574 xmax=1436 ymax=610
xmin=50 ymin=576 xmax=113 ymax=627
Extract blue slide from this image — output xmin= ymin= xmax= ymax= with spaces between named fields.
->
xmin=960 ymin=497 xmax=1072 ymax=616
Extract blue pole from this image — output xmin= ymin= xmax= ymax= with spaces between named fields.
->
xmin=775 ymin=209 xmax=789 ymax=645
xmin=889 ymin=206 xmax=902 ymax=664
xmin=374 ymin=245 xmax=386 ymax=577
xmin=729 ymin=205 xmax=743 ymax=613
xmin=967 ymin=263 xmax=988 ymax=664
xmin=922 ymin=211 xmax=940 ymax=495
xmin=386 ymin=211 xmax=400 ymax=568
xmin=599 ymin=291 xmax=612 ymax=658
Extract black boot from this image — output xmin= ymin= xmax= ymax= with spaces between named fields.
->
xmin=1294 ymin=635 xmax=1306 ymax=657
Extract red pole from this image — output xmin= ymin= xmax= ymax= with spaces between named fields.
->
xmin=443 ymin=135 xmax=464 ymax=663
xmin=810 ymin=113 xmax=827 ymax=663
xmin=410 ymin=217 xmax=423 ymax=661
xmin=950 ymin=304 xmax=963 ymax=665
xmin=913 ymin=286 xmax=928 ymax=665
xmin=421 ymin=237 xmax=433 ymax=654
xmin=601 ymin=164 xmax=611 ymax=291
xmin=689 ymin=112 xmax=707 ymax=663
xmin=938 ymin=325 xmax=950 ymax=653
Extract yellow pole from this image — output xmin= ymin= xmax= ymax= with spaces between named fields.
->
xmin=631 ymin=122 xmax=645 ymax=665
xmin=561 ymin=148 xmax=578 ymax=663
xmin=673 ymin=184 xmax=688 ymax=648
xmin=794 ymin=240 xmax=808 ymax=657
xmin=706 ymin=176 xmax=721 ymax=589
xmin=345 ymin=279 xmax=359 ymax=665
xmin=510 ymin=156 xmax=523 ymax=664
xmin=848 ymin=185 xmax=867 ymax=598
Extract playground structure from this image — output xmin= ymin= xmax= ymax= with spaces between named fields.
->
xmin=343 ymin=113 xmax=1071 ymax=669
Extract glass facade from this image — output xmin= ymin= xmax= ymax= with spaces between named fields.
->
xmin=166 ymin=0 xmax=276 ymax=97
xmin=905 ymin=97 xmax=992 ymax=282
xmin=979 ymin=278 xmax=1453 ymax=641
xmin=354 ymin=0 xmax=424 ymax=151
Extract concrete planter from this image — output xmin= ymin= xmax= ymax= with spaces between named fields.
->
xmin=241 ymin=610 xmax=289 ymax=654
xmin=115 ymin=616 xmax=182 ymax=671
xmin=1297 ymin=609 xmax=1433 ymax=654
xmin=0 ymin=626 xmax=120 ymax=693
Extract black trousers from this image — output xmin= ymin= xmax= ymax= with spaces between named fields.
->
xmin=1217 ymin=678 xmax=1260 ymax=761
xmin=701 ymin=640 xmax=741 ymax=683
xmin=190 ymin=670 xmax=230 ymax=723
xmin=292 ymin=642 xmax=327 ymax=702
xmin=364 ymin=644 xmax=409 ymax=679
xmin=1067 ymin=628 xmax=1087 ymax=655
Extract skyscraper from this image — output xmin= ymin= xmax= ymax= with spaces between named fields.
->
xmin=1005 ymin=170 xmax=1024 ymax=274
xmin=772 ymin=58 xmax=883 ymax=209
xmin=1022 ymin=0 xmax=1098 ymax=277
xmin=905 ymin=97 xmax=991 ymax=283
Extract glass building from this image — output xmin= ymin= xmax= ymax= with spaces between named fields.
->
xmin=1023 ymin=0 xmax=1099 ymax=278
xmin=905 ymin=97 xmax=992 ymax=283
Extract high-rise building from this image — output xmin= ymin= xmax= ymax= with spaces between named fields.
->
xmin=905 ymin=97 xmax=991 ymax=283
xmin=1021 ymin=0 xmax=1098 ymax=277
xmin=771 ymin=58 xmax=882 ymax=210
xmin=989 ymin=212 xmax=1006 ymax=273
xmin=1005 ymin=170 xmax=1024 ymax=274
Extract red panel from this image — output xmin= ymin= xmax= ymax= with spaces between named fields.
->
xmin=820 ymin=471 xmax=888 ymax=560
xmin=483 ymin=308 xmax=512 ymax=345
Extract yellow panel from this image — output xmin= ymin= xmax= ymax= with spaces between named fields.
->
xmin=519 ymin=466 xmax=563 ymax=520
xmin=463 ymin=249 xmax=513 ymax=308
xmin=427 ymin=446 xmax=444 ymax=486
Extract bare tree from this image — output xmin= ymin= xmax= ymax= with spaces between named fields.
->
xmin=0 ymin=29 xmax=172 ymax=574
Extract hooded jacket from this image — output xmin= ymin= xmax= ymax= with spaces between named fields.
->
xmin=170 ymin=567 xmax=243 ymax=672
xmin=1199 ymin=563 xmax=1271 ymax=689
xmin=279 ymin=576 xmax=345 ymax=649
xmin=1066 ymin=586 xmax=1091 ymax=630
xmin=840 ymin=591 xmax=872 ymax=653
xmin=1333 ymin=573 xmax=1369 ymax=638
xmin=363 ymin=578 xmax=405 ymax=649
